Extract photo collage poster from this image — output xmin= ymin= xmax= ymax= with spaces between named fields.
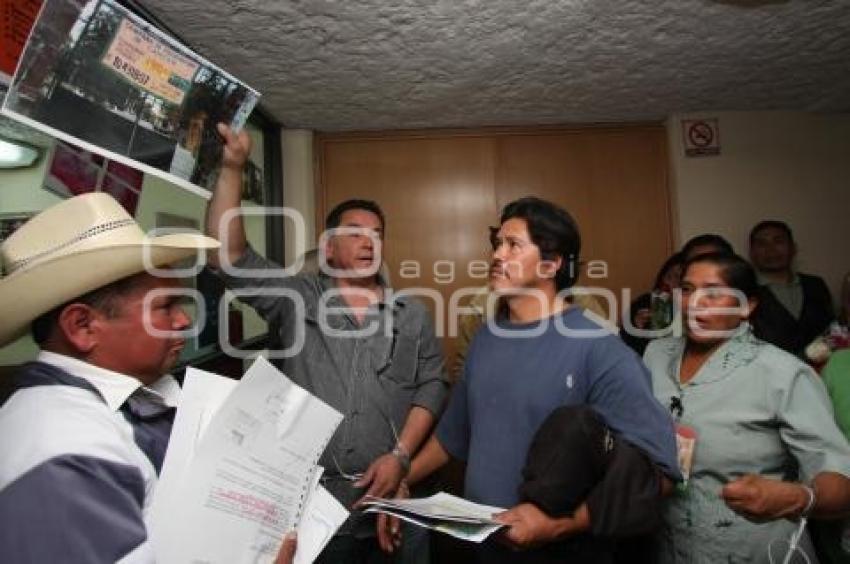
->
xmin=2 ymin=0 xmax=260 ymax=197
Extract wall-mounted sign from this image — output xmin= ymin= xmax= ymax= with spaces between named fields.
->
xmin=102 ymin=18 xmax=199 ymax=106
xmin=682 ymin=118 xmax=720 ymax=157
xmin=0 ymin=0 xmax=42 ymax=84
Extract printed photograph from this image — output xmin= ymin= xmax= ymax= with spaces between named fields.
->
xmin=2 ymin=0 xmax=259 ymax=194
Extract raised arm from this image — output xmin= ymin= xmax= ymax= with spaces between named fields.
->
xmin=206 ymin=123 xmax=252 ymax=268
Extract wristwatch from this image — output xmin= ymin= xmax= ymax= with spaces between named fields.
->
xmin=391 ymin=444 xmax=411 ymax=476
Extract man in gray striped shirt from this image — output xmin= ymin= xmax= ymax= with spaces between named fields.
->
xmin=208 ymin=126 xmax=449 ymax=563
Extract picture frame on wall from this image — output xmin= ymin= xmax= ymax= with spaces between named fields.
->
xmin=0 ymin=211 xmax=35 ymax=244
xmin=44 ymin=140 xmax=144 ymax=214
xmin=43 ymin=141 xmax=104 ymax=198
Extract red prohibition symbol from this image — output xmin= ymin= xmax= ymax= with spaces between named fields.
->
xmin=688 ymin=121 xmax=714 ymax=148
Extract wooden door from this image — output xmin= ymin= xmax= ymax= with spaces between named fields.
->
xmin=316 ymin=125 xmax=673 ymax=365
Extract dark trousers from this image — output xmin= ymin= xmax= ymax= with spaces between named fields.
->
xmin=476 ymin=535 xmax=614 ymax=564
xmin=314 ymin=523 xmax=429 ymax=564
xmin=314 ymin=534 xmax=390 ymax=564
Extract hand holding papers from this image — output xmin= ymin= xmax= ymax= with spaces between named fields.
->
xmin=151 ymin=358 xmax=346 ymax=564
xmin=295 ymin=484 xmax=348 ymax=564
xmin=362 ymin=492 xmax=506 ymax=543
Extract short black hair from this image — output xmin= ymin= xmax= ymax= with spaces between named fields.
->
xmin=31 ymin=274 xmax=144 ymax=345
xmin=499 ymin=197 xmax=581 ymax=290
xmin=682 ymin=252 xmax=759 ymax=299
xmin=681 ymin=233 xmax=734 ymax=261
xmin=653 ymin=252 xmax=685 ymax=289
xmin=325 ymin=199 xmax=385 ymax=231
xmin=749 ymin=220 xmax=794 ymax=245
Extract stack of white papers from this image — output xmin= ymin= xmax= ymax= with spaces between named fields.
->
xmin=362 ymin=492 xmax=506 ymax=543
xmin=150 ymin=357 xmax=347 ymax=564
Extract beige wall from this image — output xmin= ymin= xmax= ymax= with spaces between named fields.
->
xmin=293 ymin=112 xmax=850 ymax=306
xmin=668 ymin=111 xmax=850 ymax=303
xmin=282 ymin=129 xmax=315 ymax=266
xmin=0 ymin=142 xmax=60 ymax=213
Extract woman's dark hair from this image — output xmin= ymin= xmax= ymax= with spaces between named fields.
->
xmin=682 ymin=252 xmax=759 ymax=299
xmin=681 ymin=233 xmax=734 ymax=261
xmin=499 ymin=197 xmax=581 ymax=290
xmin=325 ymin=199 xmax=385 ymax=231
xmin=653 ymin=252 xmax=684 ymax=290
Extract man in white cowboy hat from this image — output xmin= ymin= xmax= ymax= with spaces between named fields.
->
xmin=0 ymin=193 xmax=297 ymax=563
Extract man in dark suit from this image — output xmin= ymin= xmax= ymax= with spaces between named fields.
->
xmin=749 ymin=220 xmax=834 ymax=359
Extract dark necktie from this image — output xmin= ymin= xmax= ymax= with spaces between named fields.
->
xmin=119 ymin=390 xmax=176 ymax=474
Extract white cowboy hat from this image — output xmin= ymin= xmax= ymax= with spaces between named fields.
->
xmin=0 ymin=192 xmax=220 ymax=347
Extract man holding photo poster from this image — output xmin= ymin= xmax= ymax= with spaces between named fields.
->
xmin=206 ymin=125 xmax=449 ymax=563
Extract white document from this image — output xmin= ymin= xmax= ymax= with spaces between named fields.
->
xmin=150 ymin=366 xmax=238 ymax=531
xmin=364 ymin=492 xmax=503 ymax=523
xmin=362 ymin=492 xmax=506 ymax=543
xmin=151 ymin=358 xmax=344 ymax=564
xmin=294 ymin=485 xmax=349 ymax=564
xmin=363 ymin=506 xmax=504 ymax=543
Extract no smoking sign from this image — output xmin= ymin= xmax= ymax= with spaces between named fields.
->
xmin=682 ymin=118 xmax=720 ymax=157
